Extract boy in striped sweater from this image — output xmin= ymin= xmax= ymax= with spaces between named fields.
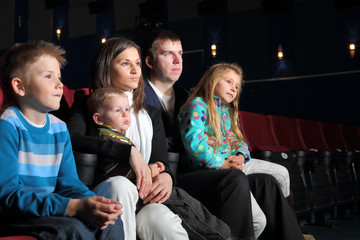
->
xmin=0 ymin=41 xmax=124 ymax=239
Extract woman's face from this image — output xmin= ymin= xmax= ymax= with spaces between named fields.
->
xmin=110 ymin=47 xmax=141 ymax=92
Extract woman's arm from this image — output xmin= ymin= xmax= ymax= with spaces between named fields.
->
xmin=178 ymin=98 xmax=226 ymax=169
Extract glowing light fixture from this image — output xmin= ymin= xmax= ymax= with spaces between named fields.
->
xmin=277 ymin=44 xmax=283 ymax=60
xmin=101 ymin=38 xmax=107 ymax=44
xmin=211 ymin=44 xmax=217 ymax=57
xmin=349 ymin=43 xmax=355 ymax=58
xmin=56 ymin=29 xmax=61 ymax=40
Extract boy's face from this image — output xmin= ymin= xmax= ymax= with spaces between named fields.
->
xmin=100 ymin=96 xmax=131 ymax=133
xmin=21 ymin=55 xmax=63 ymax=113
xmin=149 ymin=40 xmax=183 ymax=84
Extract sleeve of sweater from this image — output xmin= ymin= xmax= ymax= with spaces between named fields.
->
xmin=55 ymin=129 xmax=96 ymax=199
xmin=146 ymin=104 xmax=175 ymax=183
xmin=0 ymin=120 xmax=70 ymax=217
xmin=67 ymin=90 xmax=132 ymax=166
xmin=178 ymin=98 xmax=225 ymax=169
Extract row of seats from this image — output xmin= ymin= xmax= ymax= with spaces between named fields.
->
xmin=239 ymin=111 xmax=360 ymax=224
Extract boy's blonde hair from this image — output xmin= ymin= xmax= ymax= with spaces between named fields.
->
xmin=87 ymin=87 xmax=128 ymax=115
xmin=183 ymin=63 xmax=245 ymax=146
xmin=0 ymin=40 xmax=66 ymax=109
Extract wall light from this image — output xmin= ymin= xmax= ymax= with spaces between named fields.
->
xmin=56 ymin=29 xmax=61 ymax=40
xmin=277 ymin=44 xmax=284 ymax=60
xmin=211 ymin=44 xmax=217 ymax=57
xmin=349 ymin=43 xmax=355 ymax=58
xmin=101 ymin=38 xmax=107 ymax=44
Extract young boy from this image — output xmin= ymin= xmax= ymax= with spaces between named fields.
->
xmin=0 ymin=41 xmax=124 ymax=239
xmin=87 ymin=87 xmax=164 ymax=184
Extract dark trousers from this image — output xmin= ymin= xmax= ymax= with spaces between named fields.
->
xmin=177 ymin=169 xmax=254 ymax=239
xmin=0 ymin=216 xmax=124 ymax=240
xmin=248 ymin=173 xmax=304 ymax=240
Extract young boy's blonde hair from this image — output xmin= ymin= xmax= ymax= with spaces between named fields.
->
xmin=0 ymin=40 xmax=66 ymax=110
xmin=183 ymin=63 xmax=245 ymax=147
xmin=87 ymin=87 xmax=128 ymax=116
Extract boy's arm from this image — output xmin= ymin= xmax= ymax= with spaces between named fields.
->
xmin=55 ymin=129 xmax=95 ymax=198
xmin=178 ymin=98 xmax=226 ymax=169
xmin=0 ymin=121 xmax=70 ymax=217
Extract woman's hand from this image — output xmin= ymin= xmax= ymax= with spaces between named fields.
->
xmin=129 ymin=146 xmax=152 ymax=199
xmin=143 ymin=172 xmax=172 ymax=204
xmin=66 ymin=196 xmax=122 ymax=230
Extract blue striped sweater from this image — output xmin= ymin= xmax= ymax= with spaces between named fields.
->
xmin=0 ymin=107 xmax=94 ymax=217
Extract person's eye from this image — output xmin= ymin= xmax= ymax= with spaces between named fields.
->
xmin=45 ymin=74 xmax=52 ymax=79
xmin=163 ymin=52 xmax=170 ymax=56
xmin=121 ymin=62 xmax=128 ymax=66
xmin=179 ymin=51 xmax=183 ymax=56
xmin=115 ymin=108 xmax=121 ymax=112
xmin=136 ymin=61 xmax=141 ymax=66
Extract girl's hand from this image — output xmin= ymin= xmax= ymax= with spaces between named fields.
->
xmin=220 ymin=159 xmax=240 ymax=169
xmin=227 ymin=154 xmax=245 ymax=170
xmin=205 ymin=133 xmax=216 ymax=146
xmin=129 ymin=146 xmax=152 ymax=199
xmin=66 ymin=196 xmax=122 ymax=230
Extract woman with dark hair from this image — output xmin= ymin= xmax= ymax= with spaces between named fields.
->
xmin=67 ymin=37 xmax=188 ymax=240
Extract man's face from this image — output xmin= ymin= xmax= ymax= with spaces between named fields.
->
xmin=150 ymin=40 xmax=183 ymax=84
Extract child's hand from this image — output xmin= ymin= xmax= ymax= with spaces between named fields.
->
xmin=227 ymin=155 xmax=245 ymax=170
xmin=226 ymin=131 xmax=235 ymax=143
xmin=220 ymin=159 xmax=239 ymax=169
xmin=205 ymin=133 xmax=215 ymax=146
xmin=66 ymin=196 xmax=122 ymax=230
xmin=149 ymin=162 xmax=165 ymax=178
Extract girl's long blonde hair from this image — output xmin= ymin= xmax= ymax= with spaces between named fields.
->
xmin=183 ymin=63 xmax=245 ymax=146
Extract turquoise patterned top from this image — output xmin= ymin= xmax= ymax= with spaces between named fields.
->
xmin=178 ymin=96 xmax=251 ymax=170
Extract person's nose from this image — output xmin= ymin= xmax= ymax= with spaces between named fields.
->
xmin=56 ymin=78 xmax=63 ymax=89
xmin=173 ymin=53 xmax=182 ymax=64
xmin=130 ymin=63 xmax=138 ymax=73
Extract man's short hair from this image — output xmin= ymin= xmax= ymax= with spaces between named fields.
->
xmin=141 ymin=29 xmax=181 ymax=60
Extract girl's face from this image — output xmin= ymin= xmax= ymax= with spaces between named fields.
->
xmin=110 ymin=47 xmax=141 ymax=92
xmin=213 ymin=69 xmax=241 ymax=104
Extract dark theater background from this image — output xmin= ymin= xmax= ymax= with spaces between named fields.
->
xmin=1 ymin=0 xmax=359 ymax=126
xmin=1 ymin=1 xmax=360 ymax=239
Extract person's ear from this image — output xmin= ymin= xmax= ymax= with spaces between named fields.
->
xmin=145 ymin=56 xmax=153 ymax=69
xmin=11 ymin=78 xmax=25 ymax=96
xmin=93 ymin=113 xmax=104 ymax=125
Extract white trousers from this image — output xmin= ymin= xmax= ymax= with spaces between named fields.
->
xmin=244 ymin=158 xmax=290 ymax=197
xmin=250 ymin=191 xmax=267 ymax=238
xmin=93 ymin=176 xmax=189 ymax=240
